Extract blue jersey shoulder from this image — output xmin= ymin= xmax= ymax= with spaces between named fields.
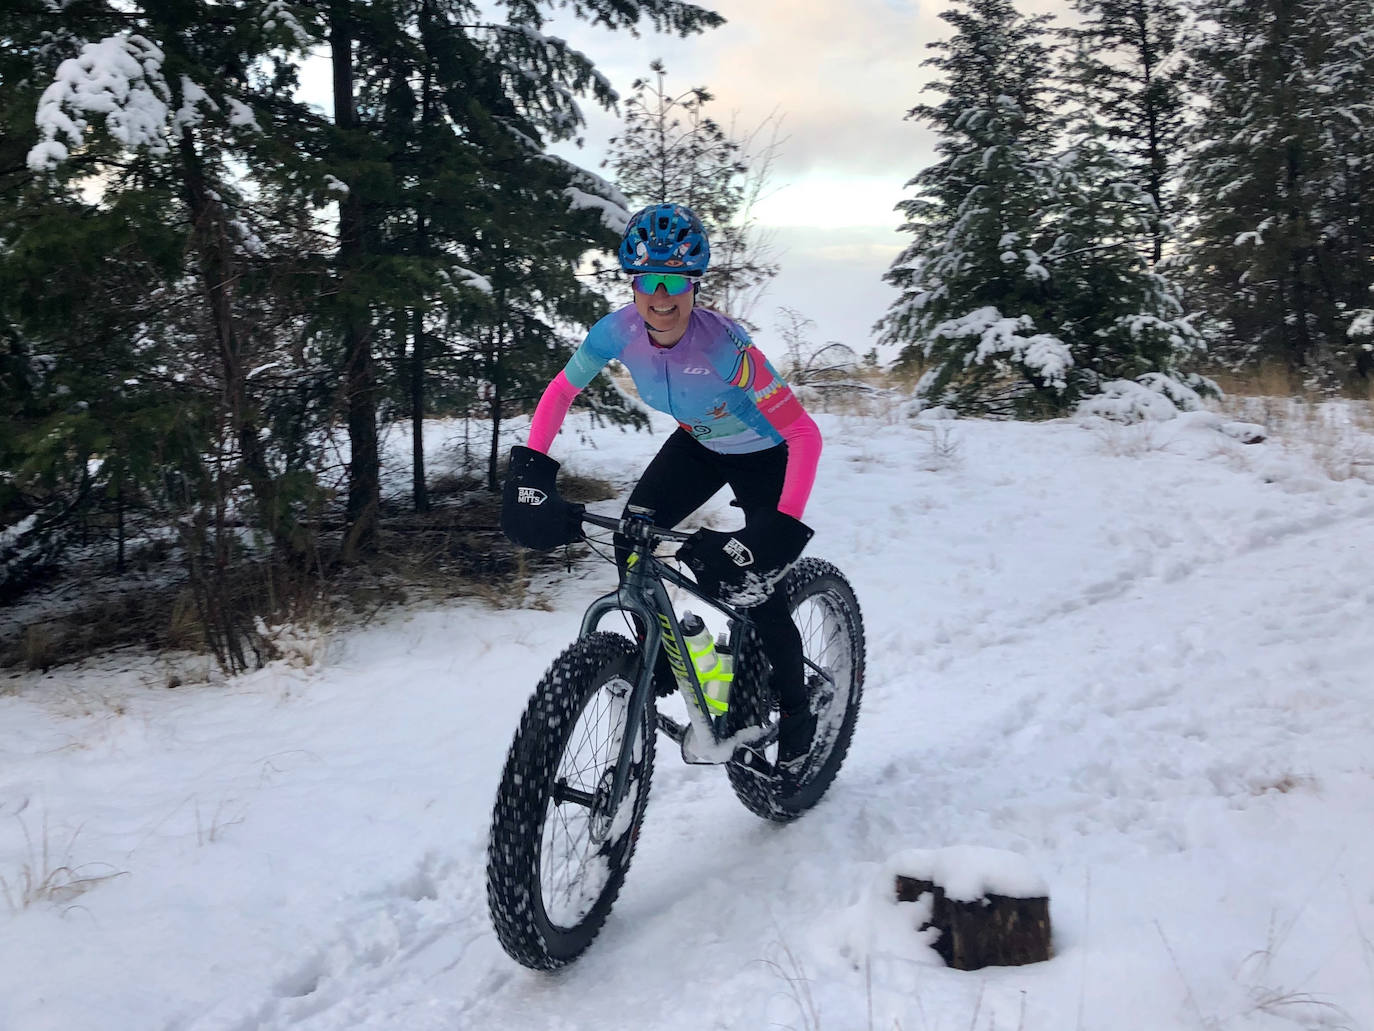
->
xmin=565 ymin=305 xmax=639 ymax=389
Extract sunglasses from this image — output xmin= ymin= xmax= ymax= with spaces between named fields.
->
xmin=630 ymin=273 xmax=697 ymax=296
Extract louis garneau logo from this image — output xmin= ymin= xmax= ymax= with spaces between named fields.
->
xmin=723 ymin=537 xmax=754 ymax=567
xmin=517 ymin=487 xmax=548 ymax=506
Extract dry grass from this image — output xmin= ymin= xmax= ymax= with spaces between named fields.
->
xmin=799 ymin=375 xmax=911 ymax=422
xmin=1235 ymin=910 xmax=1357 ymax=1030
xmin=1207 ymin=363 xmax=1313 ymax=400
xmin=0 ymin=809 xmax=126 ymax=913
xmin=20 ymin=624 xmax=57 ymax=671
xmin=1088 ymin=420 xmax=1167 ymax=459
xmin=915 ymin=422 xmax=964 ymax=471
xmin=0 ymin=468 xmax=615 ymax=673
xmin=194 ymin=798 xmax=246 ymax=846
xmin=1206 ymin=368 xmax=1374 ymax=484
xmin=557 ymin=472 xmax=617 ymax=505
xmin=2 ymin=581 xmax=191 ymax=672
xmin=1249 ymin=773 xmax=1318 ymax=796
xmin=761 ymin=939 xmax=823 ymax=1031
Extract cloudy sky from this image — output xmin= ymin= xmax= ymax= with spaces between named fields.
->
xmin=545 ymin=0 xmax=1073 ymax=358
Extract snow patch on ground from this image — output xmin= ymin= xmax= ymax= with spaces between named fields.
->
xmin=4 ymin=404 xmax=1374 ymax=1030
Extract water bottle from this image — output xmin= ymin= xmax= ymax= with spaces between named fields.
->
xmin=676 ymin=612 xmax=732 ymax=713
xmin=678 ymin=611 xmax=715 ymax=682
xmin=705 ymin=632 xmax=733 ymax=714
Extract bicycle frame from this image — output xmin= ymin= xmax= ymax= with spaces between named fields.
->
xmin=577 ymin=508 xmax=754 ymax=816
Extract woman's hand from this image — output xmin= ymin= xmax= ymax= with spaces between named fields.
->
xmin=500 ymin=446 xmax=585 ymax=550
xmin=678 ymin=511 xmax=814 ymax=606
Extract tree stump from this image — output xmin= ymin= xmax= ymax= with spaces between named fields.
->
xmin=893 ymin=848 xmax=1051 ymax=971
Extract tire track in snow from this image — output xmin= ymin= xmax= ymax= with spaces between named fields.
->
xmin=901 ymin=500 xmax=1374 ymax=661
xmin=175 ymin=852 xmax=491 ymax=1031
xmin=846 ymin=508 xmax=1374 ymax=873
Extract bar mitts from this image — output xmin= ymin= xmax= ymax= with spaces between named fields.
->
xmin=500 ymin=446 xmax=585 ymax=550
xmin=678 ymin=511 xmax=814 ymax=606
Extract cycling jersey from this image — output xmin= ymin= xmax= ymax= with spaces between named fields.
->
xmin=527 ymin=303 xmax=821 ymax=518
xmin=562 ymin=304 xmax=807 ymax=453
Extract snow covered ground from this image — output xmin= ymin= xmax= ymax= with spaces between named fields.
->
xmin=3 ymin=400 xmax=1374 ymax=1031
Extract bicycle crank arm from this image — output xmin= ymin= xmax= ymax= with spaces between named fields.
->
xmin=656 ymin=711 xmax=687 ymax=745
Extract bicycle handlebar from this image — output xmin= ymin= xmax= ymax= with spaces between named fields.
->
xmin=580 ymin=508 xmax=695 ymax=544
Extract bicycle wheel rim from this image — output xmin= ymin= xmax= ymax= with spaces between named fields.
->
xmin=792 ymin=585 xmax=856 ymax=761
xmin=538 ymin=672 xmax=639 ymax=929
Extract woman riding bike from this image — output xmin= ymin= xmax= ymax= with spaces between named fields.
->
xmin=501 ymin=202 xmax=824 ymax=775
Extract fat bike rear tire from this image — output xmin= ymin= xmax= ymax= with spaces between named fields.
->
xmin=724 ymin=558 xmax=865 ymax=822
xmin=486 ymin=631 xmax=655 ymax=970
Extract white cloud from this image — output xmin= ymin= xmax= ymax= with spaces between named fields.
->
xmin=560 ymin=0 xmax=947 ymax=183
xmin=753 ymin=173 xmax=908 ymax=230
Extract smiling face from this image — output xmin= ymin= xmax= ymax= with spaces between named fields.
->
xmin=633 ymin=280 xmax=696 ymax=346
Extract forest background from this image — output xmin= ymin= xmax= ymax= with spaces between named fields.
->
xmin=1 ymin=0 xmax=1370 ymax=672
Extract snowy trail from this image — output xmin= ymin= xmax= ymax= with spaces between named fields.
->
xmin=3 ymin=409 xmax=1373 ymax=1031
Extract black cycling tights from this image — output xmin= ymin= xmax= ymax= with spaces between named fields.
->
xmin=616 ymin=429 xmax=806 ymax=714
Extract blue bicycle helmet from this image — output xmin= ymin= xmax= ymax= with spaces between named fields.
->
xmin=618 ymin=203 xmax=711 ymax=275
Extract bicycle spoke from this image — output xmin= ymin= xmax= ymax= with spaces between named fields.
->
xmin=539 ymin=675 xmax=636 ymax=928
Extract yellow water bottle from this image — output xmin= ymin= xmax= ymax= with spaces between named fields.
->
xmin=680 ymin=612 xmax=731 ymax=714
xmin=703 ymin=631 xmax=733 ymax=713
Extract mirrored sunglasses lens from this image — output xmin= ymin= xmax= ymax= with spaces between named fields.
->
xmin=632 ymin=274 xmax=694 ymax=296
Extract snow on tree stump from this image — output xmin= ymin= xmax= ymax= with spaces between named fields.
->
xmin=892 ymin=846 xmax=1051 ymax=971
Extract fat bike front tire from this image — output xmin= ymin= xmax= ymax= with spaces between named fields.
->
xmin=724 ymin=558 xmax=866 ymax=822
xmin=486 ymin=631 xmax=655 ymax=970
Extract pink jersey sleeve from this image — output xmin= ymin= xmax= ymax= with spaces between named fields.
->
xmin=776 ymin=410 xmax=822 ymax=519
xmin=527 ymin=371 xmax=581 ymax=454
xmin=742 ymin=342 xmax=822 ymax=519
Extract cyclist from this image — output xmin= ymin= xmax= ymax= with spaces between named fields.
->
xmin=502 ymin=202 xmax=823 ymax=775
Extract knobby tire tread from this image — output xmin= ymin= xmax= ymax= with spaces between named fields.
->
xmin=486 ymin=631 xmax=654 ymax=970
xmin=724 ymin=558 xmax=866 ymax=822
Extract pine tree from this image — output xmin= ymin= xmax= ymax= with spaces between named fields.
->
xmin=1060 ymin=0 xmax=1188 ymax=263
xmin=879 ymin=0 xmax=1204 ymax=418
xmin=1042 ymin=129 xmax=1207 ymax=417
xmin=0 ymin=188 xmax=200 ymax=595
xmin=335 ymin=0 xmax=705 ymax=502
xmin=1182 ymin=0 xmax=1374 ymax=386
xmin=878 ymin=0 xmax=1065 ymax=415
xmin=439 ymin=103 xmax=636 ymax=492
xmin=20 ymin=0 xmax=325 ymax=543
xmin=3 ymin=1 xmax=326 ymax=630
xmin=5 ymin=0 xmax=725 ymax=598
